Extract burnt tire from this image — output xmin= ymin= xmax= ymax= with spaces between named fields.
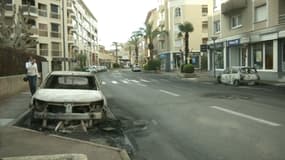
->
xmin=233 ymin=80 xmax=240 ymax=86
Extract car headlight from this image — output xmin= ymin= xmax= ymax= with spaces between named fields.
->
xmin=33 ymin=99 xmax=47 ymax=112
xmin=90 ymin=100 xmax=104 ymax=112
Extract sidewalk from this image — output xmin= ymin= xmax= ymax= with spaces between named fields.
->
xmin=0 ymin=91 xmax=130 ymax=160
xmin=160 ymin=70 xmax=285 ymax=87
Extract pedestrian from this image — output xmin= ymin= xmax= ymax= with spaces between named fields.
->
xmin=25 ymin=57 xmax=39 ymax=95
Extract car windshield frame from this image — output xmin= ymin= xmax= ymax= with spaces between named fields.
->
xmin=43 ymin=75 xmax=98 ymax=90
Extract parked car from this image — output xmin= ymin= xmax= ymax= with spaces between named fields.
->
xmin=217 ymin=66 xmax=260 ymax=86
xmin=30 ymin=71 xmax=107 ymax=128
xmin=132 ymin=65 xmax=141 ymax=72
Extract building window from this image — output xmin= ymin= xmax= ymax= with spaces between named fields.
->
xmin=22 ymin=0 xmax=35 ymax=6
xmin=50 ymin=4 xmax=60 ymax=19
xmin=215 ymin=49 xmax=224 ymax=69
xmin=231 ymin=15 xmax=242 ymax=28
xmin=39 ymin=43 xmax=48 ymax=56
xmin=51 ymin=42 xmax=61 ymax=57
xmin=51 ymin=23 xmax=60 ymax=38
xmin=265 ymin=41 xmax=273 ymax=69
xmin=175 ymin=40 xmax=182 ymax=48
xmin=202 ymin=5 xmax=208 ymax=16
xmin=214 ymin=20 xmax=220 ymax=33
xmin=38 ymin=3 xmax=47 ymax=17
xmin=160 ymin=40 xmax=165 ymax=49
xmin=39 ymin=23 xmax=48 ymax=37
xmin=253 ymin=42 xmax=263 ymax=69
xmin=255 ymin=5 xmax=267 ymax=22
xmin=175 ymin=7 xmax=181 ymax=17
xmin=202 ymin=21 xmax=208 ymax=33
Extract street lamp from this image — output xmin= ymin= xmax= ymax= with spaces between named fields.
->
xmin=211 ymin=36 xmax=218 ymax=78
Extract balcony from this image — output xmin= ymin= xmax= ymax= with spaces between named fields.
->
xmin=68 ymin=35 xmax=74 ymax=43
xmin=221 ymin=0 xmax=247 ymax=14
xmin=66 ymin=0 xmax=73 ymax=11
xmin=38 ymin=9 xmax=47 ymax=17
xmin=0 ymin=4 xmax=14 ymax=17
xmin=50 ymin=12 xmax=61 ymax=19
xmin=21 ymin=5 xmax=38 ymax=17
xmin=51 ymin=50 xmax=62 ymax=57
xmin=67 ymin=18 xmax=73 ymax=27
xmin=40 ymin=49 xmax=48 ymax=56
xmin=280 ymin=14 xmax=285 ymax=24
xmin=50 ymin=31 xmax=61 ymax=38
xmin=70 ymin=12 xmax=76 ymax=18
xmin=29 ymin=28 xmax=39 ymax=38
xmin=39 ymin=30 xmax=48 ymax=37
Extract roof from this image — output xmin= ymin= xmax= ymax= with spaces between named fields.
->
xmin=50 ymin=71 xmax=93 ymax=76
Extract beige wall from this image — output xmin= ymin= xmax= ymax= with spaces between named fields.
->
xmin=0 ymin=75 xmax=29 ymax=99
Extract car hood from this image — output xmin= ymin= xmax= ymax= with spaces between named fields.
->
xmin=33 ymin=89 xmax=104 ymax=103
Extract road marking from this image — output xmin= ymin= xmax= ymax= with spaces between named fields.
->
xmin=137 ymin=83 xmax=147 ymax=87
xmin=130 ymin=80 xmax=139 ymax=83
xmin=210 ymin=106 xmax=282 ymax=127
xmin=121 ymin=80 xmax=129 ymax=84
xmin=102 ymin=81 xmax=106 ymax=85
xmin=140 ymin=79 xmax=151 ymax=82
xmin=111 ymin=81 xmax=118 ymax=84
xmin=159 ymin=90 xmax=180 ymax=97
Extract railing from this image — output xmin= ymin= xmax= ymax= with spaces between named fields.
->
xmin=39 ymin=30 xmax=48 ymax=37
xmin=40 ymin=49 xmax=48 ymax=56
xmin=279 ymin=14 xmax=285 ymax=24
xmin=38 ymin=9 xmax=47 ymax=17
xmin=50 ymin=31 xmax=61 ymax=38
xmin=0 ymin=4 xmax=13 ymax=11
xmin=51 ymin=50 xmax=62 ymax=57
xmin=50 ymin=12 xmax=61 ymax=19
xmin=21 ymin=5 xmax=37 ymax=15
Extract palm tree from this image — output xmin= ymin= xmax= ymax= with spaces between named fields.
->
xmin=129 ymin=31 xmax=143 ymax=64
xmin=140 ymin=23 xmax=168 ymax=61
xmin=178 ymin=21 xmax=194 ymax=64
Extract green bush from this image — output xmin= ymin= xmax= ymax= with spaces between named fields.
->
xmin=113 ymin=63 xmax=120 ymax=68
xmin=143 ymin=64 xmax=149 ymax=70
xmin=180 ymin=64 xmax=185 ymax=73
xmin=182 ymin=64 xmax=194 ymax=73
xmin=146 ymin=59 xmax=161 ymax=70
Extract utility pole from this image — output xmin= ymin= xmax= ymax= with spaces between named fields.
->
xmin=211 ymin=36 xmax=218 ymax=78
xmin=113 ymin=42 xmax=119 ymax=64
xmin=62 ymin=0 xmax=67 ymax=71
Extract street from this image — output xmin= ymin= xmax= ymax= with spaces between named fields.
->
xmin=97 ymin=69 xmax=285 ymax=160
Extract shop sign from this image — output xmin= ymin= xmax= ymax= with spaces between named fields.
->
xmin=200 ymin=44 xmax=208 ymax=52
xmin=227 ymin=39 xmax=240 ymax=47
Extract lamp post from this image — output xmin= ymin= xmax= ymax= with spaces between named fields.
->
xmin=211 ymin=36 xmax=218 ymax=78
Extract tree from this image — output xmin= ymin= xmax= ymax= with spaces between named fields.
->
xmin=178 ymin=21 xmax=194 ymax=64
xmin=0 ymin=1 xmax=37 ymax=49
xmin=77 ymin=53 xmax=87 ymax=70
xmin=140 ymin=23 xmax=168 ymax=61
xmin=112 ymin=42 xmax=119 ymax=64
xmin=129 ymin=31 xmax=142 ymax=64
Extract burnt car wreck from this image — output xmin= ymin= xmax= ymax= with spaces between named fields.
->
xmin=30 ymin=71 xmax=107 ymax=132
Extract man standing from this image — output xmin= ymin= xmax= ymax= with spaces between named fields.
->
xmin=25 ymin=57 xmax=39 ymax=95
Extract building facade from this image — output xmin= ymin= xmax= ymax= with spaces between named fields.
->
xmin=146 ymin=0 xmax=209 ymax=71
xmin=208 ymin=0 xmax=285 ymax=81
xmin=2 ymin=0 xmax=98 ymax=72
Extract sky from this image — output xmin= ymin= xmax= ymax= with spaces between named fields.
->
xmin=83 ymin=0 xmax=158 ymax=49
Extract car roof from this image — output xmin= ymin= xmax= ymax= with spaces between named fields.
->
xmin=49 ymin=71 xmax=94 ymax=76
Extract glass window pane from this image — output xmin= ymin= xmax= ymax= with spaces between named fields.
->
xmin=253 ymin=43 xmax=263 ymax=69
xmin=265 ymin=41 xmax=273 ymax=69
xmin=255 ymin=5 xmax=266 ymax=22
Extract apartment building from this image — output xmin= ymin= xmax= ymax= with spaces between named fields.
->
xmin=208 ymin=0 xmax=285 ymax=81
xmin=146 ymin=0 xmax=209 ymax=71
xmin=2 ymin=0 xmax=98 ymax=71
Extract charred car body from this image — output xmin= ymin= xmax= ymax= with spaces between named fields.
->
xmin=30 ymin=71 xmax=107 ymax=129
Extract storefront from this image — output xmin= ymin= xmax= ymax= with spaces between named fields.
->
xmin=208 ymin=42 xmax=225 ymax=75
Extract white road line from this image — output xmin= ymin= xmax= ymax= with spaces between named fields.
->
xmin=137 ymin=83 xmax=147 ymax=87
xmin=111 ymin=81 xmax=118 ymax=84
xmin=102 ymin=81 xmax=106 ymax=85
xmin=121 ymin=80 xmax=129 ymax=84
xmin=159 ymin=90 xmax=180 ymax=97
xmin=140 ymin=79 xmax=151 ymax=83
xmin=210 ymin=106 xmax=282 ymax=127
xmin=130 ymin=80 xmax=139 ymax=83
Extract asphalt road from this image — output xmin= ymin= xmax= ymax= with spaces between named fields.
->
xmin=97 ymin=69 xmax=285 ymax=160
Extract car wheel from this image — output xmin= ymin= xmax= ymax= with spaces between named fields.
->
xmin=217 ymin=76 xmax=221 ymax=83
xmin=233 ymin=80 xmax=239 ymax=86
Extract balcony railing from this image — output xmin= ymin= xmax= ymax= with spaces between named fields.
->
xmin=52 ymin=50 xmax=62 ymax=57
xmin=40 ymin=49 xmax=48 ymax=56
xmin=50 ymin=12 xmax=61 ymax=19
xmin=50 ymin=31 xmax=61 ymax=38
xmin=279 ymin=14 xmax=285 ymax=24
xmin=39 ymin=30 xmax=48 ymax=37
xmin=221 ymin=0 xmax=247 ymax=14
xmin=38 ymin=9 xmax=47 ymax=17
xmin=29 ymin=28 xmax=38 ymax=35
xmin=21 ymin=5 xmax=38 ymax=16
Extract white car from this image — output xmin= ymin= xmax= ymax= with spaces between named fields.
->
xmin=132 ymin=65 xmax=141 ymax=72
xmin=217 ymin=66 xmax=260 ymax=86
xmin=30 ymin=71 xmax=107 ymax=128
